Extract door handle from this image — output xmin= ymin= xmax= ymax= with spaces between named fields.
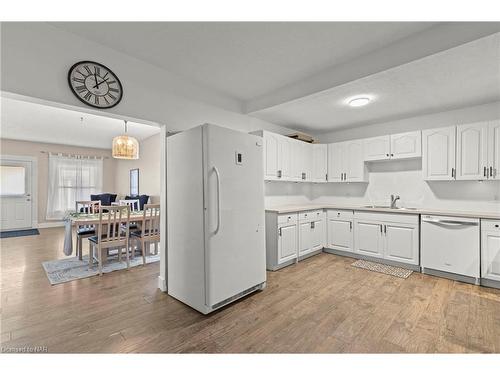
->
xmin=422 ymin=217 xmax=478 ymax=226
xmin=490 ymin=166 xmax=494 ymax=178
xmin=349 ymin=221 xmax=352 ymax=231
xmin=277 ymin=170 xmax=282 ymax=178
xmin=278 ymin=227 xmax=282 ymax=236
xmin=484 ymin=166 xmax=487 ymax=178
xmin=451 ymin=167 xmax=455 ymax=179
xmin=380 ymin=224 xmax=383 ymax=233
xmin=384 ymin=224 xmax=387 ymax=234
xmin=213 ymin=166 xmax=221 ymax=234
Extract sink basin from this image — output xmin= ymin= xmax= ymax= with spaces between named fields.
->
xmin=363 ymin=205 xmax=417 ymax=210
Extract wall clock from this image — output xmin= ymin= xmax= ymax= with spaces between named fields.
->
xmin=68 ymin=61 xmax=123 ymax=109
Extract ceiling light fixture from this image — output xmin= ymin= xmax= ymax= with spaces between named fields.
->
xmin=112 ymin=120 xmax=139 ymax=160
xmin=348 ymin=96 xmax=371 ymax=107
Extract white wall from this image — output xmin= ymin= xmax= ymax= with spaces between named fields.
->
xmin=266 ymin=102 xmax=500 ymax=213
xmin=0 ymin=22 xmax=294 ymax=136
xmin=114 ymin=134 xmax=161 ymax=202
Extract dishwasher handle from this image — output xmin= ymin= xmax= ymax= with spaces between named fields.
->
xmin=422 ymin=217 xmax=478 ymax=226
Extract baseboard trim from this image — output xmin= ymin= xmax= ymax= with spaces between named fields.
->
xmin=158 ymin=275 xmax=167 ymax=292
xmin=37 ymin=221 xmax=64 ymax=229
xmin=421 ymin=268 xmax=479 ymax=285
xmin=323 ymin=247 xmax=421 ymax=272
xmin=480 ymin=278 xmax=500 ymax=290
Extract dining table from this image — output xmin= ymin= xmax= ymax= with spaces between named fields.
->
xmin=63 ymin=210 xmax=146 ymax=257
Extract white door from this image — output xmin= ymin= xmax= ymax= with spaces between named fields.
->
xmin=0 ymin=160 xmax=33 ymax=231
xmin=312 ymin=144 xmax=328 ymax=182
xmin=384 ymin=222 xmax=419 ymax=265
xmin=263 ymin=131 xmax=279 ymax=180
xmin=327 ymin=142 xmax=344 ymax=182
xmin=456 ymin=122 xmax=488 ymax=180
xmin=311 ymin=219 xmax=325 ymax=251
xmin=298 ymin=221 xmax=312 ymax=255
xmin=481 ymin=223 xmax=500 ymax=281
xmin=363 ymin=136 xmax=390 ymax=161
xmin=204 ymin=125 xmax=266 ymax=307
xmin=390 ymin=131 xmax=422 ymax=159
xmin=422 ymin=126 xmax=456 ymax=180
xmin=354 ymin=220 xmax=384 ymax=258
xmin=487 ymin=121 xmax=500 ymax=180
xmin=327 ymin=218 xmax=353 ymax=252
xmin=278 ymin=223 xmax=298 ymax=263
xmin=345 ymin=140 xmax=366 ymax=182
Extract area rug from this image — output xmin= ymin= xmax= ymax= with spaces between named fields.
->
xmin=42 ymin=251 xmax=160 ymax=285
xmin=351 ymin=259 xmax=413 ymax=279
xmin=0 ymin=229 xmax=40 ymax=238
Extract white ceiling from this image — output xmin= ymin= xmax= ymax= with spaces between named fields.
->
xmin=251 ymin=32 xmax=500 ymax=133
xmin=49 ymin=22 xmax=438 ymax=101
xmin=0 ymin=97 xmax=160 ymax=149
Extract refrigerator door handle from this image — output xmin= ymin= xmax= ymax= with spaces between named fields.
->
xmin=213 ymin=166 xmax=221 ymax=234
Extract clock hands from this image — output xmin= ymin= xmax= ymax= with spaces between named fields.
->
xmin=94 ymin=71 xmax=100 ymax=89
xmin=92 ymin=77 xmax=109 ymax=89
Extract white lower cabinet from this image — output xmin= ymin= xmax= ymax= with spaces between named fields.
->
xmin=326 ymin=209 xmax=354 ymax=253
xmin=354 ymin=212 xmax=419 ymax=265
xmin=481 ymin=220 xmax=500 ymax=282
xmin=265 ymin=210 xmax=325 ymax=270
xmin=298 ymin=211 xmax=325 ymax=256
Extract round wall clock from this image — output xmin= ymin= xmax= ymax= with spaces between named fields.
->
xmin=68 ymin=61 xmax=123 ymax=109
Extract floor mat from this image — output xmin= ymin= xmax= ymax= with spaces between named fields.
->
xmin=0 ymin=229 xmax=40 ymax=238
xmin=352 ymin=259 xmax=413 ymax=279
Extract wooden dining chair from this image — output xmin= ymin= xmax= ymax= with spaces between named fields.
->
xmin=118 ymin=199 xmax=140 ymax=211
xmin=88 ymin=205 xmax=131 ymax=276
xmin=130 ymin=204 xmax=160 ymax=265
xmin=75 ymin=200 xmax=101 ymax=260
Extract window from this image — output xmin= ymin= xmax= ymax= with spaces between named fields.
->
xmin=46 ymin=154 xmax=103 ymax=220
xmin=0 ymin=166 xmax=26 ymax=196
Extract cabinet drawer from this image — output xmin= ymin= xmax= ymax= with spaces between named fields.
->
xmin=299 ymin=210 xmax=324 ymax=221
xmin=278 ymin=213 xmax=298 ymax=224
xmin=327 ymin=209 xmax=354 ymax=220
xmin=482 ymin=220 xmax=500 ymax=232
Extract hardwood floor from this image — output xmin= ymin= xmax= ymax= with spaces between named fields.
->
xmin=1 ymin=227 xmax=500 ymax=353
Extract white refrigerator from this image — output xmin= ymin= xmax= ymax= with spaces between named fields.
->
xmin=166 ymin=124 xmax=266 ymax=314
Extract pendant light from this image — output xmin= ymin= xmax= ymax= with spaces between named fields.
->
xmin=112 ymin=120 xmax=139 ymax=159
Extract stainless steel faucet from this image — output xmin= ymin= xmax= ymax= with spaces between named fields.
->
xmin=390 ymin=194 xmax=400 ymax=209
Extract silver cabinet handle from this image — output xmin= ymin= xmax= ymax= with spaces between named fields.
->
xmin=278 ymin=227 xmax=282 ymax=236
xmin=349 ymin=221 xmax=352 ymax=231
xmin=451 ymin=167 xmax=455 ymax=178
xmin=213 ymin=166 xmax=221 ymax=234
xmin=484 ymin=166 xmax=487 ymax=177
xmin=490 ymin=166 xmax=493 ymax=178
xmin=380 ymin=224 xmax=383 ymax=233
xmin=384 ymin=224 xmax=387 ymax=234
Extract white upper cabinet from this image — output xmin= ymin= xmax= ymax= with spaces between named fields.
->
xmin=487 ymin=121 xmax=500 ymax=180
xmin=422 ymin=126 xmax=456 ymax=181
xmin=363 ymin=136 xmax=391 ymax=161
xmin=390 ymin=131 xmax=421 ymax=159
xmin=327 ymin=142 xmax=344 ymax=182
xmin=363 ymin=131 xmax=421 ymax=161
xmin=262 ymin=131 xmax=280 ymax=180
xmin=312 ymin=144 xmax=328 ymax=182
xmin=328 ymin=141 xmax=367 ymax=183
xmin=279 ymin=136 xmax=294 ymax=180
xmin=456 ymin=122 xmax=488 ymax=180
xmin=345 ymin=140 xmax=367 ymax=182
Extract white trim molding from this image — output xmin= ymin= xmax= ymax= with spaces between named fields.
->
xmin=37 ymin=221 xmax=65 ymax=229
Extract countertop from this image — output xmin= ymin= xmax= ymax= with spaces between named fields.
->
xmin=265 ymin=204 xmax=500 ymax=220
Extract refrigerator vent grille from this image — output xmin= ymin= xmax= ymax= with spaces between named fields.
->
xmin=211 ymin=282 xmax=264 ymax=310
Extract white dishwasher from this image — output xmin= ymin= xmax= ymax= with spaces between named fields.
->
xmin=421 ymin=215 xmax=480 ymax=280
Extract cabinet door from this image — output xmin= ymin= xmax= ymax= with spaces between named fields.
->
xmin=301 ymin=142 xmax=313 ymax=181
xmin=298 ymin=221 xmax=312 ymax=255
xmin=390 ymin=131 xmax=421 ymax=159
xmin=263 ymin=132 xmax=280 ymax=180
xmin=327 ymin=218 xmax=353 ymax=252
xmin=279 ymin=136 xmax=294 ymax=181
xmin=384 ymin=222 xmax=419 ymax=265
xmin=488 ymin=121 xmax=500 ymax=180
xmin=311 ymin=219 xmax=325 ymax=251
xmin=345 ymin=140 xmax=367 ymax=182
xmin=312 ymin=144 xmax=328 ymax=182
xmin=422 ymin=126 xmax=456 ymax=180
xmin=456 ymin=122 xmax=488 ymax=180
xmin=363 ymin=136 xmax=390 ymax=161
xmin=327 ymin=142 xmax=344 ymax=182
xmin=481 ymin=230 xmax=500 ymax=281
xmin=354 ymin=220 xmax=384 ymax=258
xmin=278 ymin=223 xmax=297 ymax=264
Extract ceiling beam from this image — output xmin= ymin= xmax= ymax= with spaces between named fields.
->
xmin=244 ymin=22 xmax=500 ymax=114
